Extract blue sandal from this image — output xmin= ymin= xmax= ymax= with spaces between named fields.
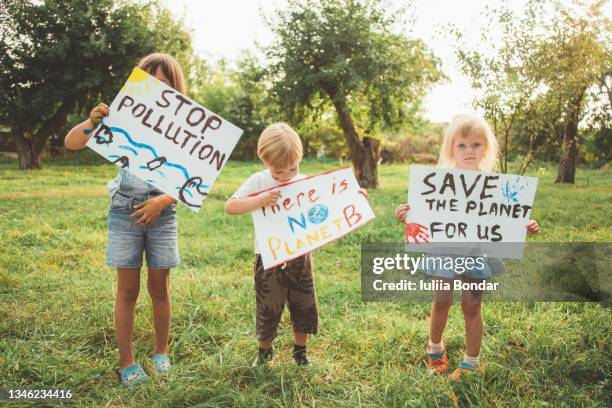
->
xmin=151 ymin=354 xmax=171 ymax=374
xmin=118 ymin=363 xmax=148 ymax=386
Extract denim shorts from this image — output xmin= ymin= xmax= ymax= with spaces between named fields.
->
xmin=105 ymin=192 xmax=179 ymax=269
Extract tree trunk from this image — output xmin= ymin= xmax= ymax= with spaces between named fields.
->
xmin=556 ymin=97 xmax=582 ymax=184
xmin=15 ymin=130 xmax=44 ymax=169
xmin=325 ymin=88 xmax=380 ymax=188
xmin=361 ymin=136 xmax=380 ymax=187
xmin=11 ymin=94 xmax=79 ymax=169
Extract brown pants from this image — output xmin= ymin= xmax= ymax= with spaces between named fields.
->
xmin=253 ymin=253 xmax=319 ymax=342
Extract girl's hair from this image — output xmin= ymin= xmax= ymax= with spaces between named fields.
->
xmin=257 ymin=123 xmax=303 ymax=169
xmin=437 ymin=114 xmax=499 ymax=171
xmin=137 ymin=53 xmax=186 ymax=94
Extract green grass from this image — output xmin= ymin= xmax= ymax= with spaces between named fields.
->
xmin=1 ymin=156 xmax=610 ymax=407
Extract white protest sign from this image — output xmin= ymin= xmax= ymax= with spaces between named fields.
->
xmin=406 ymin=165 xmax=537 ymax=258
xmin=86 ymin=67 xmax=243 ymax=211
xmin=252 ymin=167 xmax=375 ymax=269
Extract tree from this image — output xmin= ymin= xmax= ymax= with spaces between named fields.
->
xmin=190 ymin=55 xmax=280 ymax=160
xmin=265 ymin=0 xmax=442 ymax=188
xmin=0 ymin=0 xmax=194 ymax=169
xmin=455 ymin=4 xmax=561 ymax=175
xmin=456 ymin=0 xmax=610 ymax=180
xmin=539 ymin=0 xmax=610 ymax=183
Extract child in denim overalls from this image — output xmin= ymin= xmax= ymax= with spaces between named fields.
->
xmin=65 ymin=53 xmax=185 ymax=386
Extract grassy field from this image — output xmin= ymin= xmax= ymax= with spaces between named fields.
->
xmin=1 ymin=154 xmax=610 ymax=407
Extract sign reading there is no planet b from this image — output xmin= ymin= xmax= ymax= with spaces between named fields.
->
xmin=251 ymin=167 xmax=375 ymax=269
xmin=86 ymin=67 xmax=243 ymax=211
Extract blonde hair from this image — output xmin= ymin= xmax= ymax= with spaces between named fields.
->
xmin=257 ymin=123 xmax=303 ymax=168
xmin=437 ymin=114 xmax=499 ymax=171
xmin=137 ymin=53 xmax=186 ymax=94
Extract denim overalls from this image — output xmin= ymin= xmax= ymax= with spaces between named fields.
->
xmin=106 ymin=169 xmax=179 ymax=269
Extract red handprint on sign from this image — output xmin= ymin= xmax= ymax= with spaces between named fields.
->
xmin=405 ymin=223 xmax=430 ymax=243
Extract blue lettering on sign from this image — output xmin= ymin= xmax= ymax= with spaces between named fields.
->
xmin=288 ymin=213 xmax=307 ymax=234
xmin=287 ymin=204 xmax=330 ymax=235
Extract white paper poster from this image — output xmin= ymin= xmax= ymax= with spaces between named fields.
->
xmin=252 ymin=167 xmax=375 ymax=269
xmin=406 ymin=165 xmax=538 ymax=258
xmin=87 ymin=67 xmax=243 ymax=211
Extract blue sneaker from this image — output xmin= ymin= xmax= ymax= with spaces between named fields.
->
xmin=450 ymin=361 xmax=484 ymax=381
xmin=151 ymin=354 xmax=171 ymax=374
xmin=118 ymin=363 xmax=148 ymax=386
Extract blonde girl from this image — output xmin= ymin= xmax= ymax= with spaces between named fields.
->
xmin=396 ymin=114 xmax=540 ymax=380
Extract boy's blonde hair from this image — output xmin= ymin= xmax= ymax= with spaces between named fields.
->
xmin=137 ymin=53 xmax=186 ymax=95
xmin=257 ymin=123 xmax=303 ymax=169
xmin=437 ymin=114 xmax=499 ymax=171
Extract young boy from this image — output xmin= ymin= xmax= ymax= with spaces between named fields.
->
xmin=225 ymin=123 xmax=317 ymax=367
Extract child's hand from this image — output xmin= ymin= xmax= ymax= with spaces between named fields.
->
xmin=89 ymin=103 xmax=109 ymax=127
xmin=405 ymin=222 xmax=430 ymax=243
xmin=258 ymin=191 xmax=281 ymax=207
xmin=526 ymin=219 xmax=540 ymax=235
xmin=358 ymin=188 xmax=369 ymax=199
xmin=130 ymin=196 xmax=170 ymax=225
xmin=395 ymin=204 xmax=410 ymax=223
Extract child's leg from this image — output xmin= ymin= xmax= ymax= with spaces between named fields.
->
xmin=449 ymin=285 xmax=485 ymax=380
xmin=286 ymin=254 xmax=318 ymax=344
xmin=147 ymin=268 xmax=171 ymax=355
xmin=294 ymin=332 xmax=308 ymax=347
xmin=426 ymin=279 xmax=454 ymax=373
xmin=429 ymin=279 xmax=454 ymax=345
xmin=460 ymin=284 xmax=484 ymax=358
xmin=254 ymin=256 xmax=287 ymax=349
xmin=115 ymin=268 xmax=141 ymax=369
xmin=259 ymin=340 xmax=273 ymax=349
xmin=429 ymin=302 xmax=452 ymax=344
xmin=285 ymin=254 xmax=318 ymax=366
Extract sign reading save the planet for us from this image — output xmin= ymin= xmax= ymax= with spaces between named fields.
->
xmin=86 ymin=67 xmax=243 ymax=211
xmin=252 ymin=167 xmax=375 ymax=269
xmin=406 ymin=165 xmax=538 ymax=258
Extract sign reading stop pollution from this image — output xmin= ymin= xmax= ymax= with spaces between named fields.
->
xmin=405 ymin=165 xmax=538 ymax=259
xmin=86 ymin=67 xmax=243 ymax=211
xmin=252 ymin=167 xmax=375 ymax=269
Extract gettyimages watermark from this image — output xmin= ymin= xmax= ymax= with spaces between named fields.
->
xmin=360 ymin=243 xmax=611 ymax=302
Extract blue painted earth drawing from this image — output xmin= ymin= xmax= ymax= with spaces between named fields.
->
xmin=307 ymin=204 xmax=329 ymax=224
xmin=501 ymin=177 xmax=527 ymax=204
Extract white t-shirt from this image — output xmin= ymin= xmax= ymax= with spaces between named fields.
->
xmin=232 ymin=169 xmax=305 ymax=253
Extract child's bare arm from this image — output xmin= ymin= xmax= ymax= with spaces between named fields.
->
xmin=225 ymin=191 xmax=281 ymax=215
xmin=64 ymin=103 xmax=109 ymax=150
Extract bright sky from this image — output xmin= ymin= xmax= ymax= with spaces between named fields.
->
xmin=163 ymin=0 xmax=607 ymax=123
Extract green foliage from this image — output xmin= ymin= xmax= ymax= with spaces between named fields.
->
xmin=537 ymin=0 xmax=611 ymax=114
xmin=455 ymin=0 xmax=611 ymax=175
xmin=266 ymin=0 xmax=443 ymax=133
xmin=380 ymin=124 xmax=445 ymax=164
xmin=582 ymin=126 xmax=612 ymax=167
xmin=0 ymin=0 xmax=194 ymax=166
xmin=298 ymin=117 xmax=346 ymax=158
xmin=262 ymin=0 xmax=444 ymax=188
xmin=189 ymin=55 xmax=279 ymax=160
